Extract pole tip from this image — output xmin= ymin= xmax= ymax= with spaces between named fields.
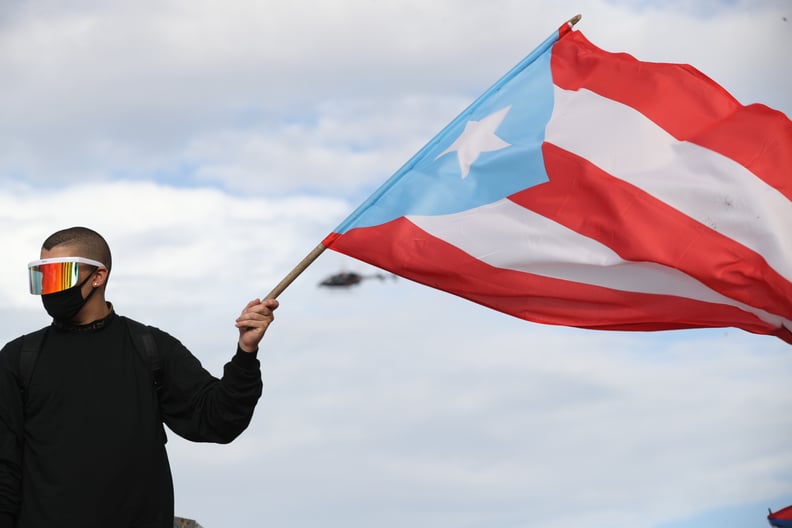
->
xmin=568 ymin=14 xmax=582 ymax=27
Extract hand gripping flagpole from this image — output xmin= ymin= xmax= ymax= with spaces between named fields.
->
xmin=264 ymin=14 xmax=583 ymax=300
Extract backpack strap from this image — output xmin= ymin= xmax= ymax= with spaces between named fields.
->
xmin=122 ymin=317 xmax=167 ymax=444
xmin=19 ymin=327 xmax=49 ymax=399
xmin=123 ymin=317 xmax=163 ymax=395
xmin=18 ymin=327 xmax=49 ymax=447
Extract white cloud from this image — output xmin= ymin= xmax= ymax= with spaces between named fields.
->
xmin=0 ymin=180 xmax=348 ymax=311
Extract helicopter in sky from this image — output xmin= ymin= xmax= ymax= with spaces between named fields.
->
xmin=318 ymin=271 xmax=396 ymax=289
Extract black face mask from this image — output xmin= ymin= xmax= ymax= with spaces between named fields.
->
xmin=41 ymin=274 xmax=96 ymax=322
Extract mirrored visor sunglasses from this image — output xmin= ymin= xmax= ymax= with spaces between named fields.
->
xmin=27 ymin=257 xmax=107 ymax=295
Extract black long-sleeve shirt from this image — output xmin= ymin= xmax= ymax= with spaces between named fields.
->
xmin=0 ymin=310 xmax=263 ymax=528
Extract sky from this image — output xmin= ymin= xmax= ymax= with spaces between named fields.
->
xmin=1 ymin=0 xmax=791 ymax=526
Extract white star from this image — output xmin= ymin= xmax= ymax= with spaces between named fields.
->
xmin=436 ymin=105 xmax=512 ymax=178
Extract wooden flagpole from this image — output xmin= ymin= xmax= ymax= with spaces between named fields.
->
xmin=265 ymin=242 xmax=327 ymax=299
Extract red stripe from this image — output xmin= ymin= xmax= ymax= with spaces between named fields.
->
xmin=770 ymin=505 xmax=792 ymax=520
xmin=508 ymin=143 xmax=792 ymax=321
xmin=552 ymin=31 xmax=792 ymax=199
xmin=325 ymin=218 xmax=792 ymax=343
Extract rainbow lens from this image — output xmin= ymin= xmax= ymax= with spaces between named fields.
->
xmin=28 ymin=257 xmax=106 ymax=295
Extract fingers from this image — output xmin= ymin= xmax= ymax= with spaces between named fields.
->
xmin=236 ymin=298 xmax=279 ymax=353
xmin=236 ymin=299 xmax=278 ymax=327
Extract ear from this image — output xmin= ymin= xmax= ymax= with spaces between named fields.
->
xmin=92 ymin=267 xmax=109 ymax=288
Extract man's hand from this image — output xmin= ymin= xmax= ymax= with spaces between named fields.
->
xmin=235 ymin=298 xmax=279 ymax=353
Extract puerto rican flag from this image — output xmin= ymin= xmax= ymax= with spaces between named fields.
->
xmin=322 ymin=21 xmax=792 ymax=343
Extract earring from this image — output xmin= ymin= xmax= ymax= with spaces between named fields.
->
xmin=93 ymin=283 xmax=98 ymax=287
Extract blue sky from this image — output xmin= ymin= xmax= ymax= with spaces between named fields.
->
xmin=1 ymin=0 xmax=790 ymax=526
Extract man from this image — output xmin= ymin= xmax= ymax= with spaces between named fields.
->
xmin=0 ymin=227 xmax=279 ymax=527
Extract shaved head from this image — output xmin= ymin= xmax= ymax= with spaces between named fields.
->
xmin=42 ymin=227 xmax=112 ymax=273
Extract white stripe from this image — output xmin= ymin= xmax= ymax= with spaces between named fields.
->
xmin=545 ymin=85 xmax=792 ymax=284
xmin=408 ymin=200 xmax=791 ymax=330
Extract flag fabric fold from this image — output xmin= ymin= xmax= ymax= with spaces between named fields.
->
xmin=322 ymin=22 xmax=792 ymax=343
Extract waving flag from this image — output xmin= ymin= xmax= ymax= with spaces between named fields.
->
xmin=321 ymin=20 xmax=792 ymax=343
xmin=769 ymin=504 xmax=792 ymax=528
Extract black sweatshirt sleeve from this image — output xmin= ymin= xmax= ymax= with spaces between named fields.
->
xmin=153 ymin=330 xmax=264 ymax=444
xmin=0 ymin=339 xmax=23 ymax=524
